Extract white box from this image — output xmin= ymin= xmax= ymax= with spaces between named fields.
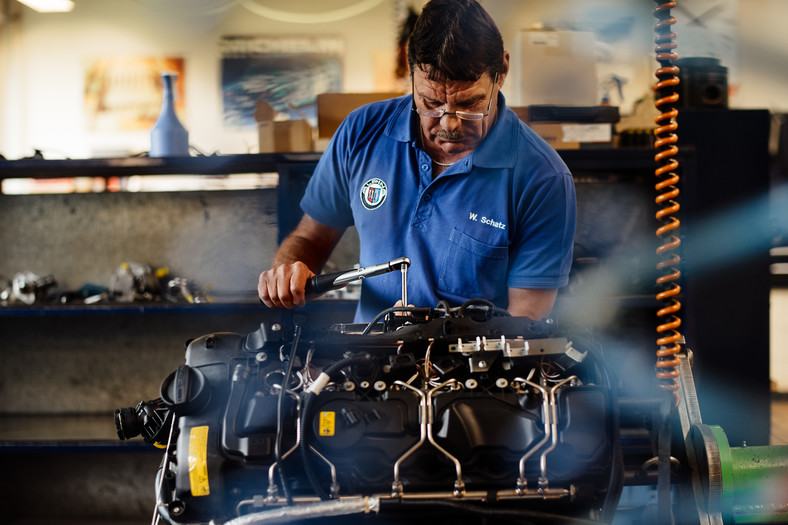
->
xmin=517 ymin=30 xmax=598 ymax=107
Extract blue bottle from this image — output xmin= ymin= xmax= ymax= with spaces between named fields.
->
xmin=150 ymin=71 xmax=189 ymax=157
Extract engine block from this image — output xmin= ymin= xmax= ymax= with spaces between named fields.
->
xmin=122 ymin=307 xmax=618 ymax=524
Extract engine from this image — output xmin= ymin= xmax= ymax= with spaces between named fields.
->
xmin=116 ymin=302 xmax=624 ymax=525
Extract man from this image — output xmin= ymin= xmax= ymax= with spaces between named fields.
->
xmin=258 ymin=0 xmax=576 ymax=323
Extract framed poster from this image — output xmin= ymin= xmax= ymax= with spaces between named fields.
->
xmin=220 ymin=35 xmax=344 ymax=128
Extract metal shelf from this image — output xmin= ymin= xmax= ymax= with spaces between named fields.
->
xmin=0 ymin=153 xmax=322 ymax=179
xmin=0 ymin=414 xmax=155 ymax=452
xmin=0 ymin=299 xmax=357 ymax=318
xmin=0 ymin=149 xmax=676 ymax=179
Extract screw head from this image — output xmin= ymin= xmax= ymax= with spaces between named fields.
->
xmin=169 ymin=502 xmax=185 ymax=516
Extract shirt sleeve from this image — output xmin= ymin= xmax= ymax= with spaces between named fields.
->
xmin=300 ymin=122 xmax=356 ymax=229
xmin=507 ymin=170 xmax=576 ymax=289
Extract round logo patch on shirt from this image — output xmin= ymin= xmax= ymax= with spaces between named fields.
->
xmin=360 ymin=178 xmax=387 ymax=210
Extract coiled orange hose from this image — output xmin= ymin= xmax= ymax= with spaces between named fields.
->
xmin=653 ymin=0 xmax=683 ymax=406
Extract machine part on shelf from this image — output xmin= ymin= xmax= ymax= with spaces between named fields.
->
xmin=0 ymin=275 xmax=11 ymax=303
xmin=100 ymin=262 xmax=212 ymax=304
xmin=109 ymin=261 xmax=160 ymax=302
xmin=9 ymin=272 xmax=57 ymax=305
xmin=165 ymin=277 xmax=213 ymax=304
xmin=109 ymin=263 xmax=135 ymax=302
xmin=10 ymin=271 xmax=56 ymax=305
xmin=653 ymin=0 xmax=683 ymax=405
xmin=166 ymin=278 xmax=196 ymax=304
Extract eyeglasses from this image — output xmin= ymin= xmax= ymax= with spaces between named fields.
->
xmin=412 ymin=74 xmax=498 ymax=121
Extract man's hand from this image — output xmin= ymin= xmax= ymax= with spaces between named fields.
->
xmin=392 ymin=299 xmax=415 ymax=316
xmin=258 ymin=261 xmax=315 ymax=309
xmin=257 ymin=214 xmax=345 ymax=310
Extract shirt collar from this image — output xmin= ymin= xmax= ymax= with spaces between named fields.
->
xmin=473 ymin=92 xmax=517 ymax=169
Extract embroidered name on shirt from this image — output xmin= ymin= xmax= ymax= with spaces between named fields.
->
xmin=469 ymin=212 xmax=506 ymax=230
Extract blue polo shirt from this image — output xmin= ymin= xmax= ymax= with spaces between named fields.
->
xmin=301 ymin=93 xmax=576 ymax=322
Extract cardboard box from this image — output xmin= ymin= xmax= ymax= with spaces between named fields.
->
xmin=511 ymin=106 xmax=615 ymax=150
xmin=528 ymin=123 xmax=579 ymax=150
xmin=317 ymin=92 xmax=402 ymax=139
xmin=255 ymin=99 xmax=313 ymax=153
xmin=528 ymin=122 xmax=613 ymax=150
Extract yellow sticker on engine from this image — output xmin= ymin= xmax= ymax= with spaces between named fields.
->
xmin=319 ymin=411 xmax=336 ymax=436
xmin=188 ymin=425 xmax=210 ymax=497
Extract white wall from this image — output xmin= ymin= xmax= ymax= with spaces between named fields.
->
xmin=2 ymin=0 xmax=787 ymax=159
xmin=737 ymin=0 xmax=788 ymax=111
xmin=0 ymin=0 xmax=402 ymax=158
xmin=773 ymin=289 xmax=788 ymax=392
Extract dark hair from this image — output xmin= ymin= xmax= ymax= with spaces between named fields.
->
xmin=407 ymin=0 xmax=504 ymax=82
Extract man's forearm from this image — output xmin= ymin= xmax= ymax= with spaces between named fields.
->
xmin=272 ymin=233 xmax=330 ymax=273
xmin=271 ymin=215 xmax=345 ymax=273
xmin=507 ymin=287 xmax=557 ymax=320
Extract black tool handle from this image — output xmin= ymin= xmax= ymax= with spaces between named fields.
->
xmin=304 ymin=257 xmax=411 ymax=295
xmin=304 ymin=271 xmax=349 ymax=295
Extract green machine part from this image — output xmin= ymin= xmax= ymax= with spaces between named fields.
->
xmin=693 ymin=423 xmax=788 ymax=523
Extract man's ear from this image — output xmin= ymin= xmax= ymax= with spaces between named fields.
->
xmin=498 ymin=51 xmax=510 ymax=89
